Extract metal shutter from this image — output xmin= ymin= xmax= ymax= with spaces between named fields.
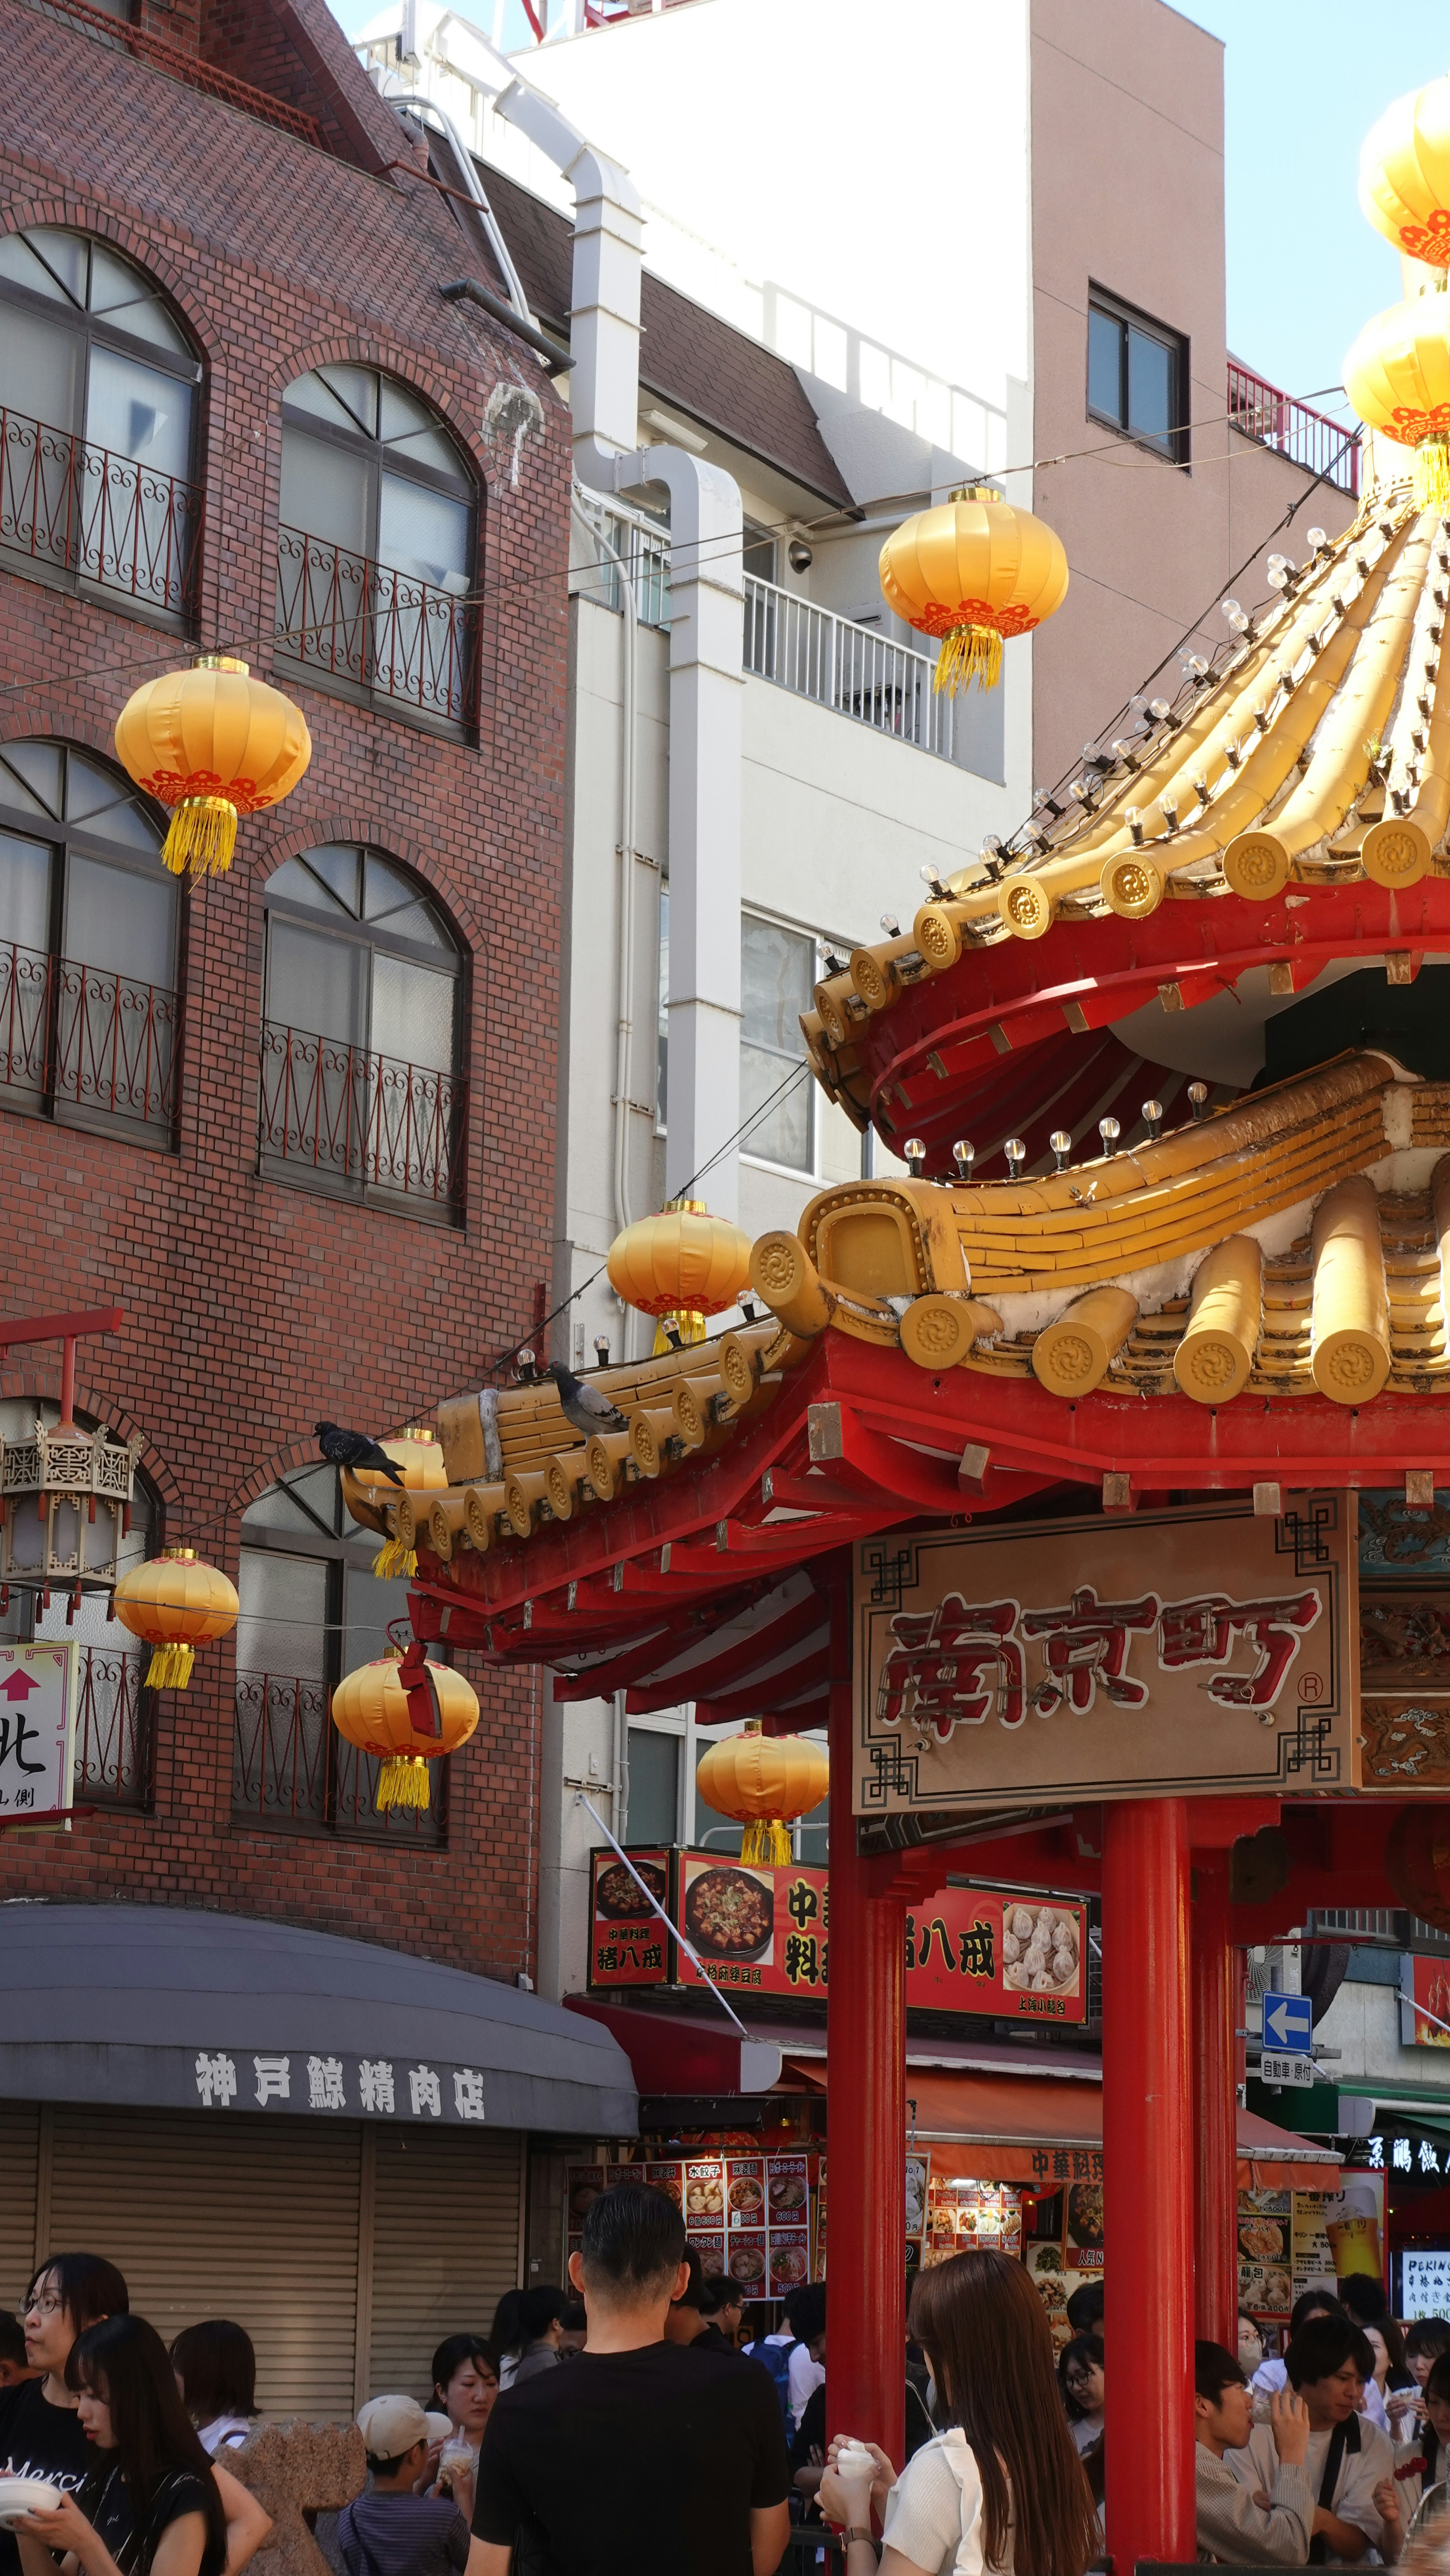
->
xmin=367 ymin=2128 xmax=521 ymax=2401
xmin=46 ymin=2107 xmax=361 ymax=2419
xmin=0 ymin=2103 xmax=39 ymax=2307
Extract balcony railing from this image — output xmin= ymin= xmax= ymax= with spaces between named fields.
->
xmin=275 ymin=527 xmax=479 ymax=730
xmin=1227 ymin=362 xmax=1361 ymax=497
xmin=232 ymin=1671 xmax=445 ymax=1841
xmin=1 ymin=407 xmax=204 ymax=622
xmin=571 ymin=489 xmax=671 ymax=628
xmin=258 ymin=1020 xmax=466 ymax=1216
xmin=744 ymin=574 xmax=984 ymax=764
xmin=73 ymin=1643 xmax=153 ymax=1808
xmin=0 ymin=940 xmax=180 ymax=1135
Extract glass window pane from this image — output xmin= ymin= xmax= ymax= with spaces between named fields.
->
xmin=819 ymin=1092 xmax=864 ymax=1186
xmin=1 ymin=305 xmax=80 ymax=435
xmin=362 ymin=855 xmax=450 ymax=946
xmin=742 ymin=521 xmax=776 ymax=582
xmin=64 ymin=752 xmax=160 ymax=849
xmin=370 ymin=950 xmax=456 ymax=1072
xmin=341 ymin=1558 xmax=415 ymax=1676
xmin=87 ymin=247 xmax=190 ymax=355
xmin=316 ymin=364 xmax=379 ymax=438
xmin=627 ymin=1727 xmax=679 ymax=1845
xmin=284 ymin=369 xmax=363 ymax=433
xmin=235 ymin=1549 xmax=329 ymax=1682
xmin=1128 ymin=327 xmax=1173 ymax=446
xmin=0 ymin=749 xmax=57 ymax=822
xmin=267 ymin=851 xmax=357 ymax=916
xmin=242 ymin=1462 xmax=341 ymax=1536
xmin=0 ymin=832 xmax=52 ymax=953
xmin=378 ymin=379 xmax=464 ymax=478
xmin=378 ymin=475 xmax=471 ymax=591
xmin=85 ymin=346 xmax=191 ymax=480
xmin=741 ymin=916 xmax=812 ymax=1054
xmin=742 ymin=1038 xmax=810 ymax=1171
xmin=1088 ymin=307 xmax=1123 ymax=424
xmin=0 ymin=232 xmax=74 ymax=304
xmin=24 ymin=231 xmax=88 ymax=308
xmin=64 ymin=852 xmax=175 ymax=986
xmin=279 ymin=427 xmax=372 ymax=553
xmin=266 ymin=917 xmax=365 ymax=1047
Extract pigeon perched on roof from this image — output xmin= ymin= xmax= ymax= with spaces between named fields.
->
xmin=541 ymin=1361 xmax=629 ymax=1439
xmin=315 ymin=1421 xmax=406 ymax=1484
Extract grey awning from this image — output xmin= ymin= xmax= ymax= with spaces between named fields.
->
xmin=0 ymin=1903 xmax=636 ymax=2135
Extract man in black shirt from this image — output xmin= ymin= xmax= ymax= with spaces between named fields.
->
xmin=473 ymin=2184 xmax=789 ymax=2576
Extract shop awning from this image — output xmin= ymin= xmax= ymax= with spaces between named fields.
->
xmin=779 ymin=2055 xmax=1340 ymax=2189
xmin=0 ymin=1903 xmax=637 ymax=2135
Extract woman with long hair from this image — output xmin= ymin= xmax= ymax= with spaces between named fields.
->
xmin=819 ymin=2249 xmax=1099 ymax=2576
xmin=169 ymin=2325 xmax=256 ymax=2460
xmin=486 ymin=2292 xmax=525 ymax=2393
xmin=14 ymin=2317 xmax=268 ymax=2576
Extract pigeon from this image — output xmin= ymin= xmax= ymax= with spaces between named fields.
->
xmin=541 ymin=1361 xmax=629 ymax=1439
xmin=315 ymin=1421 xmax=406 ymax=1484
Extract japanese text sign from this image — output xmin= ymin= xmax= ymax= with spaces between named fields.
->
xmin=588 ymin=1847 xmax=672 ymax=1990
xmin=853 ymin=1501 xmax=1353 ymax=1815
xmin=0 ymin=1643 xmax=77 ymax=1823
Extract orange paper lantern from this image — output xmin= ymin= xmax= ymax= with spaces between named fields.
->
xmin=111 ymin=1546 xmax=239 ymax=1691
xmin=696 ymin=1720 xmax=829 ymax=1864
xmin=1344 ymin=296 xmax=1450 ymax=507
xmin=352 ymin=1427 xmax=448 ymax=1581
xmin=330 ymin=1644 xmax=479 ymax=1811
xmin=114 ymin=655 xmax=310 ymax=876
xmin=1359 ymin=77 xmax=1450 ymax=268
xmin=607 ymin=1198 xmax=752 ymax=1349
xmin=879 ymin=486 xmax=1069 ymax=694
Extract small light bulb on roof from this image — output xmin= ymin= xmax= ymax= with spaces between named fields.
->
xmin=1187 ymin=652 xmax=1210 ymax=677
xmin=1004 ymin=1137 xmax=1027 ymax=1175
xmin=1266 ymin=564 xmax=1290 ymax=590
xmin=1098 ymin=1116 xmax=1120 ymax=1155
xmin=880 ymin=912 xmax=900 ymax=936
xmin=982 ymin=834 xmax=1004 ymax=855
xmin=1125 ymin=806 xmax=1144 ymax=845
xmin=1221 ymin=597 xmax=1243 ymax=622
xmin=1150 ymin=697 xmax=1171 ymax=720
xmin=1307 ymin=527 xmax=1327 ymax=551
xmin=1050 ymin=1131 xmax=1072 ymax=1171
xmin=904 ymin=1137 xmax=926 ymax=1173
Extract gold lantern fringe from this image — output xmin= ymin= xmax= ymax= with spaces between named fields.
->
xmin=377 ymin=1753 xmax=432 ymax=1811
xmin=373 ymin=1535 xmax=418 ymax=1580
xmin=1416 ymin=435 xmax=1450 ymax=510
xmin=651 ymin=1308 xmax=707 ymax=1354
xmin=741 ymin=1817 xmax=793 ymax=1866
xmin=935 ymin=624 xmax=1003 ymax=697
xmin=162 ymin=796 xmax=239 ymax=878
xmin=146 ymin=1642 xmax=196 ymax=1690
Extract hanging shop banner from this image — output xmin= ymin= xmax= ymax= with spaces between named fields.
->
xmin=588 ymin=1848 xmax=1087 ymax=2024
xmin=0 ymin=1640 xmax=78 ymax=1826
xmin=851 ymin=1500 xmax=1355 ymax=1818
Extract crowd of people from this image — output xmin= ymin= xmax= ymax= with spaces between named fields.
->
xmin=3 ymin=2219 xmax=1445 ymax=2576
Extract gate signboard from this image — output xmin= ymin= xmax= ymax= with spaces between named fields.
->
xmin=853 ymin=1499 xmax=1354 ymax=1818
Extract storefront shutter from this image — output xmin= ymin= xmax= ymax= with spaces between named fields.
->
xmin=0 ymin=2102 xmax=39 ymax=2305
xmin=367 ymin=2127 xmax=521 ymax=2400
xmin=46 ymin=2106 xmax=361 ymax=2418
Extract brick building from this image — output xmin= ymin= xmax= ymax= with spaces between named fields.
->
xmin=0 ymin=0 xmax=632 ymax=2409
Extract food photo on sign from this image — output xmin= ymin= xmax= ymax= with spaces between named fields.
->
xmin=588 ymin=1846 xmax=672 ymax=1988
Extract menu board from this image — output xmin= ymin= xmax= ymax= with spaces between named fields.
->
xmin=1238 ymin=2188 xmax=1294 ymax=2318
xmin=1238 ymin=2177 xmax=1388 ymax=2321
xmin=924 ymin=2168 xmax=1021 ymax=2270
xmin=597 ymin=1848 xmax=1087 ymax=2025
xmin=566 ymin=2151 xmax=816 ymax=2295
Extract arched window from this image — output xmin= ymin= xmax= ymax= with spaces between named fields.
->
xmin=0 ymin=227 xmax=202 ymax=623
xmin=0 ymin=741 xmax=180 ymax=1139
xmin=277 ymin=364 xmax=479 ymax=733
xmin=257 ymin=844 xmax=465 ymax=1218
xmin=231 ymin=1458 xmax=445 ymax=1842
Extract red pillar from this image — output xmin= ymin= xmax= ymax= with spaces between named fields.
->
xmin=1192 ymin=1854 xmax=1239 ymax=2348
xmin=1104 ymin=1797 xmax=1195 ymax=2570
xmin=825 ymin=1568 xmax=906 ymax=2466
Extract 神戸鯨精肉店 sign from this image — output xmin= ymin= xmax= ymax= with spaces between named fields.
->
xmin=853 ymin=1500 xmax=1354 ymax=1816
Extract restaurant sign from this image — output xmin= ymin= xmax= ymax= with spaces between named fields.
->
xmin=0 ymin=1641 xmax=77 ymax=1826
xmin=853 ymin=1500 xmax=1354 ymax=1817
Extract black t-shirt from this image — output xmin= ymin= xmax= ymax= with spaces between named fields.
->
xmin=0 ymin=2380 xmax=95 ymax=2576
xmin=83 ymin=2461 xmax=223 ymax=2576
xmin=473 ymin=2338 xmax=789 ymax=2576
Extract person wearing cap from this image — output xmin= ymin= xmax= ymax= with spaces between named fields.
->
xmin=339 ymin=2399 xmax=487 ymax=2576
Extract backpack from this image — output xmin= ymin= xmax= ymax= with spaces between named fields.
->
xmin=752 ymin=2336 xmax=795 ymax=2436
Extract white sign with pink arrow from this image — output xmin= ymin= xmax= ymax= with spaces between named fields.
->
xmin=0 ymin=1643 xmax=79 ymax=1827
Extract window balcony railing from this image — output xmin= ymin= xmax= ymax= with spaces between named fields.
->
xmin=0 ymin=939 xmax=180 ymax=1136
xmin=74 ymin=1643 xmax=153 ymax=1808
xmin=1 ymin=406 xmax=204 ymax=623
xmin=231 ymin=1670 xmax=445 ymax=1841
xmin=258 ymin=1019 xmax=466 ymax=1217
xmin=571 ymin=488 xmax=672 ymax=629
xmin=744 ymin=574 xmax=982 ymax=764
xmin=1226 ymin=362 xmax=1361 ymax=497
xmin=275 ymin=527 xmax=479 ymax=731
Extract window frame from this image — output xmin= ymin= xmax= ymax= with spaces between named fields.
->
xmin=1085 ymin=284 xmax=1189 ymax=467
xmin=737 ymin=908 xmax=870 ymax=1187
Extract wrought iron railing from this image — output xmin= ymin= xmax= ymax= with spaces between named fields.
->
xmin=0 ymin=940 xmax=180 ymax=1133
xmin=275 ymin=527 xmax=479 ymax=729
xmin=744 ymin=573 xmax=983 ymax=763
xmin=1226 ymin=361 xmax=1361 ymax=497
xmin=258 ymin=1020 xmax=466 ymax=1215
xmin=1 ymin=406 xmax=204 ymax=621
xmin=73 ymin=1644 xmax=153 ymax=1807
xmin=231 ymin=1670 xmax=445 ymax=1841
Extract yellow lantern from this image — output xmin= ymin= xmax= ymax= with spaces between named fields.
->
xmin=351 ymin=1427 xmax=447 ymax=1580
xmin=112 ymin=1547 xmax=239 ymax=1691
xmin=1344 ymin=296 xmax=1450 ymax=507
xmin=1360 ymin=77 xmax=1450 ymax=268
xmin=330 ymin=1643 xmax=479 ymax=1811
xmin=695 ymin=1720 xmax=829 ymax=1865
xmin=606 ymin=1197 xmax=752 ymax=1351
xmin=114 ymin=655 xmax=310 ymax=877
xmin=878 ymin=486 xmax=1069 ymax=695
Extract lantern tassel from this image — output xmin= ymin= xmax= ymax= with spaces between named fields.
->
xmin=145 ymin=1642 xmax=195 ymax=1690
xmin=741 ymin=1817 xmax=793 ymax=1866
xmin=376 ymin=1753 xmax=431 ymax=1812
xmin=934 ymin=624 xmax=1003 ymax=697
xmin=162 ymin=796 xmax=238 ymax=878
xmin=1416 ymin=435 xmax=1450 ymax=511
xmin=373 ymin=1535 xmax=418 ymax=1580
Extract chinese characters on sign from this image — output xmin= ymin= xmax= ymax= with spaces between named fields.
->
xmin=1404 ymin=2252 xmax=1450 ymax=2319
xmin=190 ymin=2053 xmax=488 ymax=2121
xmin=855 ymin=1505 xmax=1351 ymax=1815
xmin=0 ymin=1643 xmax=78 ymax=1823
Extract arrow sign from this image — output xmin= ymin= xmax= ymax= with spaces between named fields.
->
xmin=0 ymin=1671 xmax=40 ymax=1700
xmin=1263 ymin=1991 xmax=1313 ymax=2054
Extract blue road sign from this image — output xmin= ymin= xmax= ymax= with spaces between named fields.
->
xmin=1262 ymin=1991 xmax=1313 ymax=2055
